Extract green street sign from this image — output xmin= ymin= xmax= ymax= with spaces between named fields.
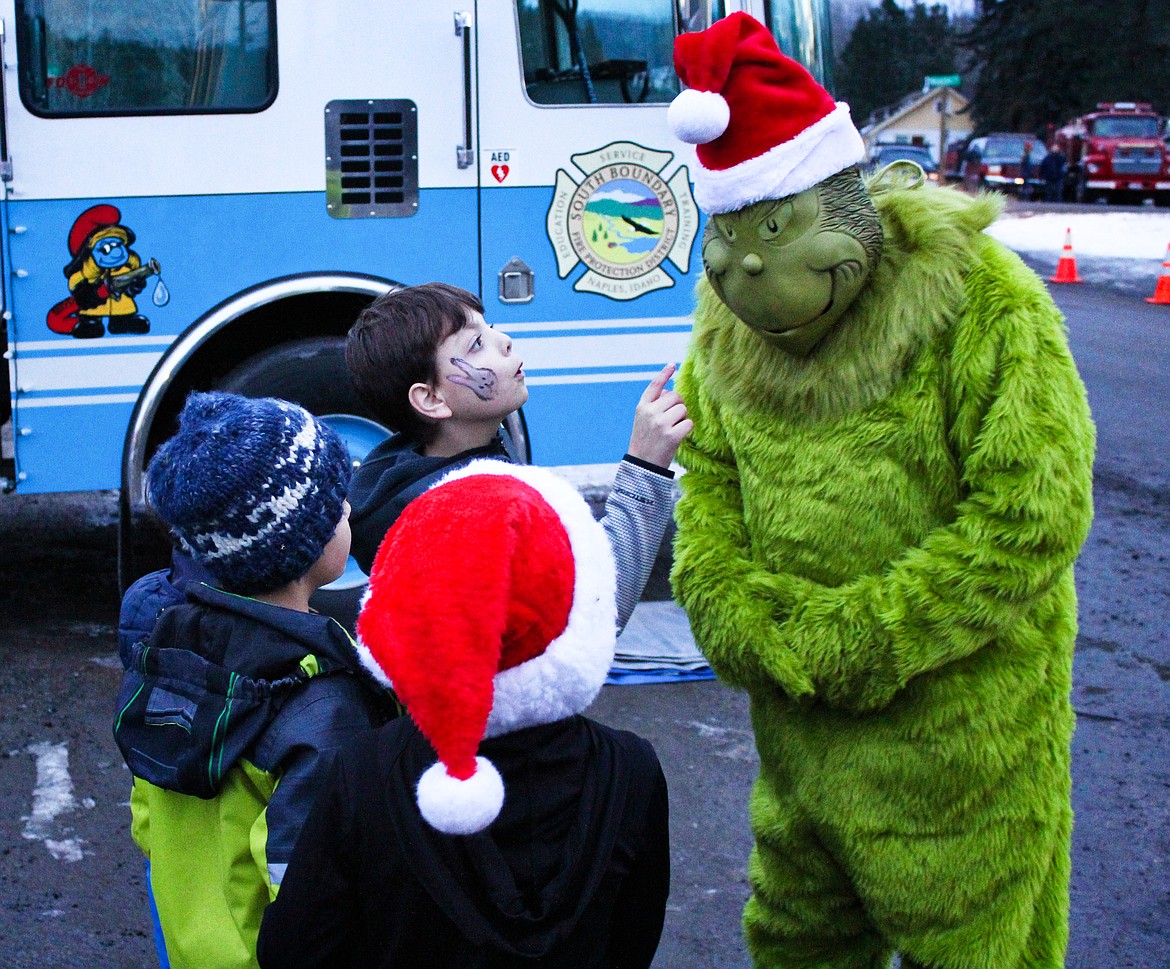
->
xmin=924 ymin=74 xmax=961 ymax=89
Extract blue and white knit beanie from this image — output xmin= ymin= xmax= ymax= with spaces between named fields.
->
xmin=146 ymin=391 xmax=352 ymax=594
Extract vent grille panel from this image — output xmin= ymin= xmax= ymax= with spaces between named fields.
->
xmin=326 ymin=99 xmax=418 ymax=219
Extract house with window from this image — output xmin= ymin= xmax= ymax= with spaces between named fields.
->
xmin=859 ymin=87 xmax=973 ymax=165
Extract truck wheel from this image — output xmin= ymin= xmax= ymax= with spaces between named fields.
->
xmin=1074 ymin=174 xmax=1091 ymax=204
xmin=216 ymin=336 xmax=364 ymax=415
xmin=1155 ymin=193 xmax=1170 ymax=208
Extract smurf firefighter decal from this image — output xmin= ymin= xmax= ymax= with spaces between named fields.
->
xmin=546 ymin=141 xmax=699 ymax=300
xmin=46 ymin=204 xmax=169 ymax=339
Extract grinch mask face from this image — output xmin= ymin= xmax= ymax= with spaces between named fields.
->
xmin=702 ymin=167 xmax=883 ymax=357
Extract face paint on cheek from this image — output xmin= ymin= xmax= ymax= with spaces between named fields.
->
xmin=448 ymin=357 xmax=499 ymax=400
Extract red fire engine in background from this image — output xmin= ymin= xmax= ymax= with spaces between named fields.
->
xmin=1053 ymin=102 xmax=1170 ymax=206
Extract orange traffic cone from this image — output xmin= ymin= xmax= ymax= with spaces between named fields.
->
xmin=1146 ymin=243 xmax=1170 ymax=304
xmin=1050 ymin=228 xmax=1083 ymax=284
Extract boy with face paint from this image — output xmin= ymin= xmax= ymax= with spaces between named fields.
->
xmin=345 ymin=282 xmax=692 ymax=633
xmin=668 ymin=13 xmax=1095 ymax=969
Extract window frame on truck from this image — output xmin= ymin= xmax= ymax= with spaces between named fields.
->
xmin=14 ymin=0 xmax=278 ymax=119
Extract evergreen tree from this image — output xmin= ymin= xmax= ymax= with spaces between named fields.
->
xmin=962 ymin=0 xmax=1170 ymax=134
xmin=836 ymin=1 xmax=958 ymax=123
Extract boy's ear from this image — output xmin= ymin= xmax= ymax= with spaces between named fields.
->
xmin=408 ymin=381 xmax=452 ymax=423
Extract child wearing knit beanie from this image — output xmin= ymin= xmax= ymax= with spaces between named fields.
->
xmin=114 ymin=391 xmax=394 ymax=969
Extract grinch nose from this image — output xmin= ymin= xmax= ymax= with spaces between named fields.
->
xmin=742 ymin=253 xmax=764 ymax=275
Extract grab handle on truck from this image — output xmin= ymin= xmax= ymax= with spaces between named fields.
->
xmin=0 ymin=19 xmax=11 ymax=182
xmin=454 ymin=11 xmax=474 ymax=170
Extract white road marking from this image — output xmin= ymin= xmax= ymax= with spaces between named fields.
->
xmin=22 ymin=741 xmax=88 ymax=862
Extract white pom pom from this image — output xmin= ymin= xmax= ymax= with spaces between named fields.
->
xmin=416 ymin=757 xmax=504 ymax=835
xmin=668 ymin=89 xmax=730 ymax=144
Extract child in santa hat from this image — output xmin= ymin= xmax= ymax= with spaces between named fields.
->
xmin=256 ymin=460 xmax=670 ymax=969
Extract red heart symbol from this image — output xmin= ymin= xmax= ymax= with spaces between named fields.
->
xmin=491 ymin=164 xmax=510 ymax=183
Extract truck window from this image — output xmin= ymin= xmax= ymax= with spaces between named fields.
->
xmin=15 ymin=0 xmax=276 ymax=117
xmin=1091 ymin=116 xmax=1161 ymax=139
xmin=517 ymin=0 xmax=680 ymax=105
xmin=764 ymin=0 xmax=834 ymax=88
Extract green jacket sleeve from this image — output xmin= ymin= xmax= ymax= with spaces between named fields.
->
xmin=671 ymin=356 xmax=814 ymax=697
xmin=773 ymin=245 xmax=1095 ymax=711
xmin=674 ymin=243 xmax=1094 ymax=713
xmin=776 ymin=245 xmax=1095 ymax=706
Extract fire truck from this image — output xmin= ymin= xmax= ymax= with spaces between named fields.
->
xmin=1053 ymin=102 xmax=1170 ymax=205
xmin=0 ymin=0 xmax=835 ymax=589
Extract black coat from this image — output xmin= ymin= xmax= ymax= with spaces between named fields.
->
xmin=347 ymin=432 xmax=512 ymax=574
xmin=257 ymin=715 xmax=670 ymax=969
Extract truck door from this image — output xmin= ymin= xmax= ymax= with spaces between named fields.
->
xmin=475 ymin=0 xmax=703 ymax=466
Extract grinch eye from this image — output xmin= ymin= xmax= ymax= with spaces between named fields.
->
xmin=757 ymin=203 xmax=793 ymax=241
xmin=709 ymin=217 xmax=736 ymax=244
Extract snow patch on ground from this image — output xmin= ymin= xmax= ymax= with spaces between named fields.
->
xmin=987 ymin=207 xmax=1170 ymax=298
xmin=987 ymin=210 xmax=1170 ymax=261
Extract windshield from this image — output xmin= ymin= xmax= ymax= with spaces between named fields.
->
xmin=982 ymin=138 xmax=1044 ymax=164
xmin=873 ymin=146 xmax=936 ymax=170
xmin=1092 ymin=116 xmax=1161 ymax=139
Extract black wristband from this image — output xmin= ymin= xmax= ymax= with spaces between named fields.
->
xmin=622 ymin=454 xmax=674 ymax=478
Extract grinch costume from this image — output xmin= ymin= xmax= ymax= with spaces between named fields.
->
xmin=667 ymin=14 xmax=1095 ymax=969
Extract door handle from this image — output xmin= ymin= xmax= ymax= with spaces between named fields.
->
xmin=454 ymin=11 xmax=474 ymax=170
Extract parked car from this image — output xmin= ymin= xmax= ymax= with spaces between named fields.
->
xmin=961 ymin=133 xmax=1046 ymax=195
xmin=865 ymin=143 xmax=940 ymax=181
xmin=943 ymin=138 xmax=971 ymax=182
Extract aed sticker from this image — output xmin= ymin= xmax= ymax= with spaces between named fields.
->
xmin=546 ymin=141 xmax=699 ymax=300
xmin=487 ymin=150 xmax=513 ymax=184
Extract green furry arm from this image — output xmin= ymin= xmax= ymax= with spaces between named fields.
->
xmin=777 ymin=245 xmax=1096 ymax=711
xmin=671 ymin=359 xmax=814 ymax=696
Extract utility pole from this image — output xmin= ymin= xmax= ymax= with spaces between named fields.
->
xmin=939 ymin=86 xmax=949 ymax=168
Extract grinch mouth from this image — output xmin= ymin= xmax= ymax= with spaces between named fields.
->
xmin=759 ymin=267 xmax=843 ymax=336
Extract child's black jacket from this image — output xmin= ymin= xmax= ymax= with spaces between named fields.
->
xmin=257 ymin=714 xmax=670 ymax=969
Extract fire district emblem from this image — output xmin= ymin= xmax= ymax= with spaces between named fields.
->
xmin=546 ymin=141 xmax=699 ymax=300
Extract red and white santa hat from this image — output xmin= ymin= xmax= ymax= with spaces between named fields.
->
xmin=355 ymin=460 xmax=616 ymax=835
xmin=668 ymin=12 xmax=865 ymax=214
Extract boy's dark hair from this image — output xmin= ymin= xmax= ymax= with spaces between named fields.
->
xmin=346 ymin=283 xmax=484 ymax=444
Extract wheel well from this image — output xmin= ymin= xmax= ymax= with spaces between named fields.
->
xmin=117 ymin=283 xmax=387 ymax=592
xmin=143 ymin=288 xmax=377 ymax=467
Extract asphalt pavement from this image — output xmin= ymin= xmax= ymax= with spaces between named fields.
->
xmin=1 ymin=249 xmax=1168 ymax=968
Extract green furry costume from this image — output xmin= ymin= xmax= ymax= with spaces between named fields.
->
xmin=671 ymin=182 xmax=1095 ymax=967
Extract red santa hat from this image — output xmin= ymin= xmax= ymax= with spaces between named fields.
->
xmin=668 ymin=12 xmax=865 ymax=213
xmin=355 ymin=460 xmax=616 ymax=835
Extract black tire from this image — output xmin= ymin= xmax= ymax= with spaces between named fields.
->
xmin=216 ymin=336 xmax=365 ymax=415
xmin=1155 ymin=193 xmax=1170 ymax=208
xmin=1074 ymin=173 xmax=1088 ymax=204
